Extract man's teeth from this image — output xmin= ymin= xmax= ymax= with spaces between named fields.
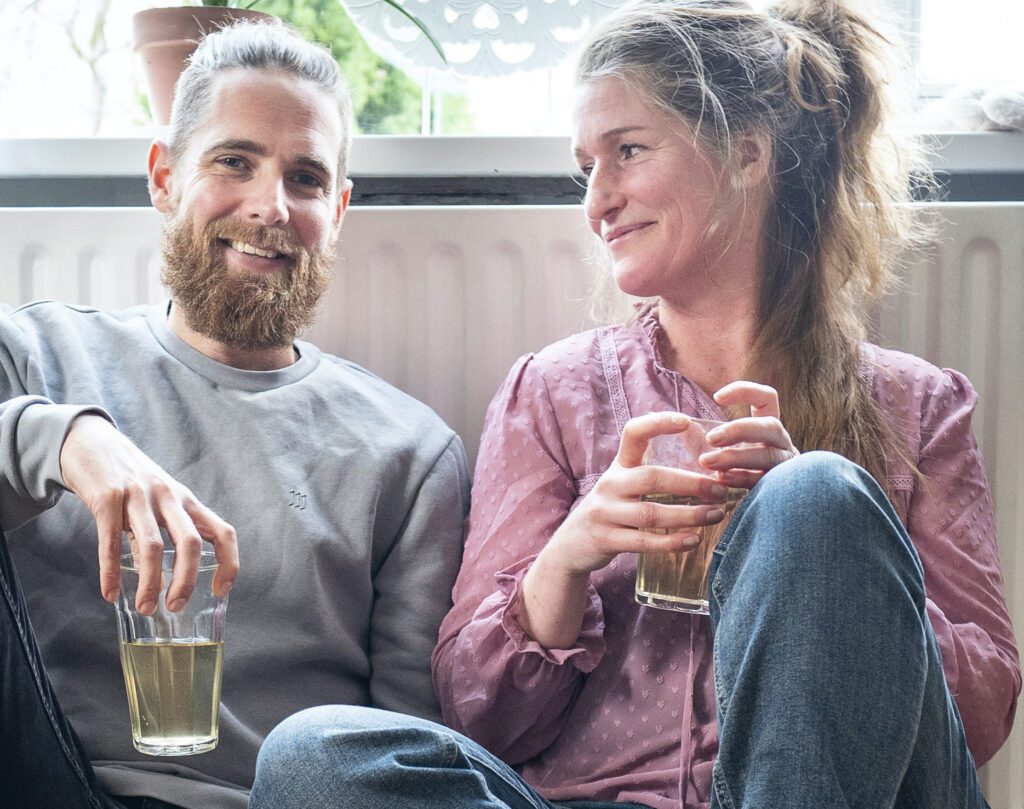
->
xmin=230 ymin=240 xmax=281 ymax=259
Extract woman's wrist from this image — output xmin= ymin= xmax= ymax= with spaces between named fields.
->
xmin=518 ymin=545 xmax=594 ymax=650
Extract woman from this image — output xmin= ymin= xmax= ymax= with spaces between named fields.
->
xmin=250 ymin=1 xmax=1019 ymax=807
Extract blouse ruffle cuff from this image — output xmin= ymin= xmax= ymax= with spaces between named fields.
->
xmin=495 ymin=556 xmax=606 ymax=672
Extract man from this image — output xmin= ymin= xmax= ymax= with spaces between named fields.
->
xmin=0 ymin=22 xmax=470 ymax=809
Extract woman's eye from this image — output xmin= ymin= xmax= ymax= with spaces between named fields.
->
xmin=620 ymin=143 xmax=644 ymax=160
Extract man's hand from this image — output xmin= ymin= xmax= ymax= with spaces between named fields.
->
xmin=59 ymin=414 xmax=239 ymax=616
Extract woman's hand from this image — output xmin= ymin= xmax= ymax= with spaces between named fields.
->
xmin=545 ymin=411 xmax=732 ymax=576
xmin=518 ymin=411 xmax=728 ymax=648
xmin=699 ymin=381 xmax=800 ymax=489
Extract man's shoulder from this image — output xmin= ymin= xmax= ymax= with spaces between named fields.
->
xmin=302 ymin=342 xmax=458 ymax=444
xmin=1 ymin=300 xmax=151 ymax=349
xmin=4 ymin=300 xmax=147 ymax=329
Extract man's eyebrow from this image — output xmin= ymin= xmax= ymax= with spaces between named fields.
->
xmin=203 ymin=139 xmax=333 ymax=181
xmin=293 ymin=155 xmax=333 ymax=180
xmin=203 ymin=139 xmax=267 ymax=159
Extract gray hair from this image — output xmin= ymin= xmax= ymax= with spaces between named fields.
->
xmin=168 ymin=21 xmax=353 ymax=179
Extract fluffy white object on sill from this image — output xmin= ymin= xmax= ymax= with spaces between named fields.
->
xmin=920 ymin=84 xmax=1024 ymax=133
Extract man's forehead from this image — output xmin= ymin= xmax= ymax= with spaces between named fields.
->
xmin=188 ymin=68 xmax=342 ymax=169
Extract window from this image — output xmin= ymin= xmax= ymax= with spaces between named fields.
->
xmin=0 ymin=1 xmax=1019 ymax=140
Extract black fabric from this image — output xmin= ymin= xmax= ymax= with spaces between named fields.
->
xmin=0 ymin=526 xmax=123 ymax=809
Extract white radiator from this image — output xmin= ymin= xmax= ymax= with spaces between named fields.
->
xmin=2 ymin=203 xmax=1022 ymax=807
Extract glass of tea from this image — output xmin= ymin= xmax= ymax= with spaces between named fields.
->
xmin=115 ymin=547 xmax=227 ymax=756
xmin=634 ymin=418 xmax=747 ymax=614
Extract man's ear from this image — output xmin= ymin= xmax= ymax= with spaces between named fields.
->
xmin=736 ymin=132 xmax=772 ymax=189
xmin=333 ymin=178 xmax=353 ymax=233
xmin=148 ymin=140 xmax=176 ymax=214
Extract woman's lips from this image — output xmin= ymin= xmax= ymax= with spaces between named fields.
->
xmin=605 ymin=222 xmax=654 ymax=244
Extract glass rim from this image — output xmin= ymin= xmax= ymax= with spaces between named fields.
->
xmin=119 ymin=548 xmax=218 ymax=571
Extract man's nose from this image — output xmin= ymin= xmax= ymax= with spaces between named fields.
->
xmin=244 ymin=175 xmax=289 ymax=227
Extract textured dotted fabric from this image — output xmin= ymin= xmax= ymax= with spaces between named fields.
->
xmin=433 ymin=311 xmax=1019 ymax=809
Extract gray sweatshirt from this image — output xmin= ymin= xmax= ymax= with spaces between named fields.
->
xmin=0 ymin=301 xmax=470 ymax=808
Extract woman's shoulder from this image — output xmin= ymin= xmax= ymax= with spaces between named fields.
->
xmin=860 ymin=342 xmax=978 ymax=418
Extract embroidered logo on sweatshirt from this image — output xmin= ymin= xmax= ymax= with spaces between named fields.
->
xmin=288 ymin=490 xmax=308 ymax=511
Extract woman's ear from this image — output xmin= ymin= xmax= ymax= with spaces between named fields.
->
xmin=736 ymin=132 xmax=772 ymax=188
xmin=148 ymin=140 xmax=175 ymax=214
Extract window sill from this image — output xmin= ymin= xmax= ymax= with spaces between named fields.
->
xmin=1 ymin=133 xmax=1020 ymax=206
xmin=1 ymin=132 xmax=1022 ymax=177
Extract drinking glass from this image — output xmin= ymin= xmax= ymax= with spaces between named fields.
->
xmin=116 ymin=548 xmax=227 ymax=756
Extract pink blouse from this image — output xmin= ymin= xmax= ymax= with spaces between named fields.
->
xmin=433 ymin=311 xmax=1020 ymax=809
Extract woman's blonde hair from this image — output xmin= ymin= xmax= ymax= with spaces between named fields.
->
xmin=577 ymin=0 xmax=933 ymax=493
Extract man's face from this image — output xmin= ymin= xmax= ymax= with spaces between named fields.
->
xmin=150 ymin=68 xmax=351 ymax=349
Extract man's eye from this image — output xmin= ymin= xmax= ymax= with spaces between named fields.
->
xmin=293 ymin=173 xmax=324 ymax=189
xmin=218 ymin=156 xmax=246 ymax=169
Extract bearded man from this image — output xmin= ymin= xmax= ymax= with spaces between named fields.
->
xmin=0 ymin=22 xmax=469 ymax=809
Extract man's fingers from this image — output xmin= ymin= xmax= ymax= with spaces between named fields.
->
xmin=161 ymin=499 xmax=203 ymax=613
xmin=187 ymin=500 xmax=239 ymax=599
xmin=94 ymin=492 xmax=125 ymax=604
xmin=124 ymin=494 xmax=165 ymax=616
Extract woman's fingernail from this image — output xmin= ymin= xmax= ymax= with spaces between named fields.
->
xmin=710 ymin=484 xmax=728 ymax=498
xmin=706 ymin=508 xmax=726 ymax=521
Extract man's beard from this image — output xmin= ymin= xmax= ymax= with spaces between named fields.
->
xmin=160 ymin=213 xmax=333 ymax=351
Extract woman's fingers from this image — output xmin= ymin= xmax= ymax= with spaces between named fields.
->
xmin=706 ymin=383 xmax=800 ymax=482
xmin=616 ymin=412 xmax=692 ymax=468
xmin=607 ymin=464 xmax=728 ymax=501
xmin=713 ymin=380 xmax=781 ymax=418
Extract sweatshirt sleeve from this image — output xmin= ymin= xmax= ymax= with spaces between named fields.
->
xmin=0 ymin=397 xmax=93 ymax=528
xmin=0 ymin=308 xmax=114 ymax=530
xmin=908 ymin=369 xmax=1020 ymax=766
xmin=432 ymin=355 xmax=606 ymax=764
xmin=369 ymin=433 xmax=471 ymax=723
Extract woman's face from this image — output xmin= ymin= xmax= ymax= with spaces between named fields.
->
xmin=572 ymin=77 xmax=734 ymax=302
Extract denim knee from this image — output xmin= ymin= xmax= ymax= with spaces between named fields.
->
xmin=712 ymin=451 xmax=924 ymax=609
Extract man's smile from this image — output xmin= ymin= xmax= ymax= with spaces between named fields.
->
xmin=222 ymin=238 xmax=290 ymax=260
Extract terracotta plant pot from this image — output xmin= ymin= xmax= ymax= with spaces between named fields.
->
xmin=133 ymin=6 xmax=278 ymax=125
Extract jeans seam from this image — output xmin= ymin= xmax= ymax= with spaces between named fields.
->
xmin=455 ymin=738 xmax=550 ymax=809
xmin=712 ymin=764 xmax=735 ymax=809
xmin=0 ymin=566 xmax=104 ymax=809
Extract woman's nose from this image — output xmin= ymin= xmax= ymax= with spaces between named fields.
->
xmin=583 ymin=164 xmax=623 ymax=228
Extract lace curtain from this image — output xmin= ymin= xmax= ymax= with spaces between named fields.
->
xmin=340 ymin=0 xmax=620 ymax=78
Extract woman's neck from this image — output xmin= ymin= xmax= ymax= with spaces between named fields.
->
xmin=654 ymin=292 xmax=757 ymax=398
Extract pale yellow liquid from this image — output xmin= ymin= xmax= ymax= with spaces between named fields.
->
xmin=119 ymin=640 xmax=223 ymax=755
xmin=635 ymin=490 xmax=745 ymax=612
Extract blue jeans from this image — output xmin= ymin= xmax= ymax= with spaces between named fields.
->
xmin=250 ymin=452 xmax=988 ymax=809
xmin=249 ymin=705 xmax=649 ymax=809
xmin=0 ymin=528 xmax=183 ymax=809
xmin=708 ymin=452 xmax=988 ymax=809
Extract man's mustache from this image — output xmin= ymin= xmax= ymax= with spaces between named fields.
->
xmin=201 ymin=219 xmax=304 ymax=260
